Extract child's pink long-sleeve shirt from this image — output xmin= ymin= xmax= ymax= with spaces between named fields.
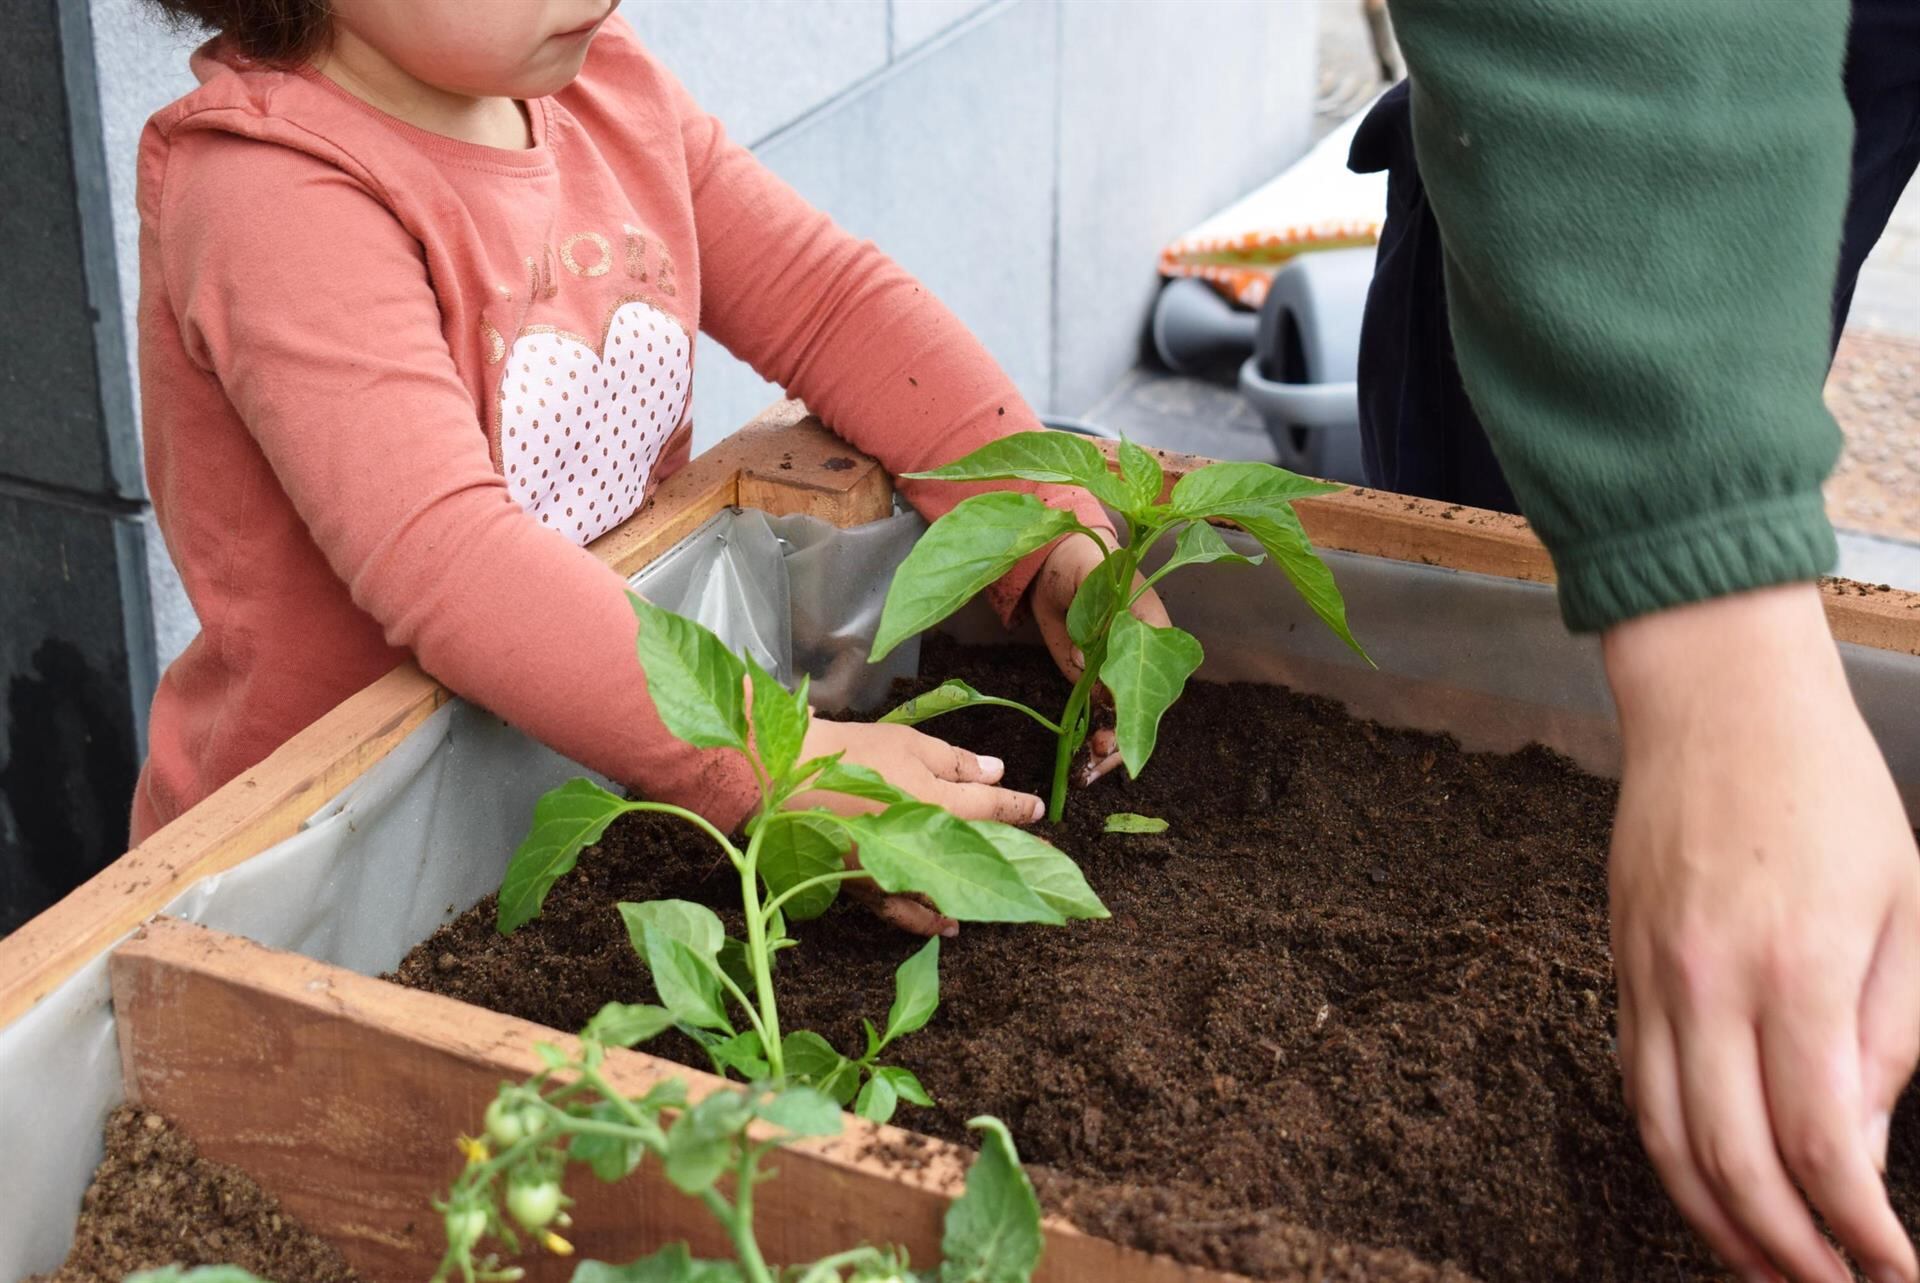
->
xmin=132 ymin=18 xmax=1106 ymax=844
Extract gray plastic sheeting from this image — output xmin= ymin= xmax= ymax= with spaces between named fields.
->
xmin=7 ymin=510 xmax=1920 ymax=1276
xmin=0 ymin=506 xmax=922 ymax=1279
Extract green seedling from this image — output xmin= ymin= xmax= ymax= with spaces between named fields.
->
xmin=1103 ymin=813 xmax=1167 ymax=834
xmin=433 ymin=1026 xmax=1044 ymax=1283
xmin=496 ymin=594 xmax=1106 ymax=1116
xmin=872 ymin=432 xmax=1367 ymax=822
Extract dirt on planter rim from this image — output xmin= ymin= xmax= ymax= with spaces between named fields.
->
xmin=392 ymin=636 xmax=1920 ymax=1283
xmin=29 ymin=1106 xmax=360 ymax=1283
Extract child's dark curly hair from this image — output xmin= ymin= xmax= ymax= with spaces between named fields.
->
xmin=143 ymin=0 xmax=331 ymax=64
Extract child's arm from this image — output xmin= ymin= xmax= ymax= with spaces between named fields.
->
xmin=150 ymin=131 xmax=1038 ymax=845
xmin=660 ymin=71 xmax=1115 ymax=622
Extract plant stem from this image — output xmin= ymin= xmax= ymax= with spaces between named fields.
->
xmin=701 ymin=1185 xmax=775 ymax=1283
xmin=739 ymin=820 xmax=785 ymax=1079
xmin=623 ymin=801 xmax=744 ymax=869
xmin=1047 ymin=665 xmax=1095 ymax=823
xmin=759 ymin=868 xmax=866 ymax=925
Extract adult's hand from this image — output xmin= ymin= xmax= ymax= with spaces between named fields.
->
xmin=1606 ymin=583 xmax=1920 ymax=1283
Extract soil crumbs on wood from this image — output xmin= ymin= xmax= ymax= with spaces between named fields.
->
xmin=30 ymin=1107 xmax=359 ymax=1283
xmin=393 ymin=637 xmax=1920 ymax=1283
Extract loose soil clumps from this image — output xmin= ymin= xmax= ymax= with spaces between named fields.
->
xmin=394 ymin=637 xmax=1920 ymax=1283
xmin=32 ymin=1107 xmax=359 ymax=1283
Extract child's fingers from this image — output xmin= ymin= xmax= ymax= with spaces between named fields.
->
xmin=902 ymin=729 xmax=1000 ymax=784
xmin=845 ymin=877 xmax=958 ymax=939
xmin=935 ymin=779 xmax=1046 ymax=825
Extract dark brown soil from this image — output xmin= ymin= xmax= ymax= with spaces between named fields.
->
xmin=29 ymin=1107 xmax=359 ymax=1283
xmin=391 ymin=638 xmax=1920 ymax=1283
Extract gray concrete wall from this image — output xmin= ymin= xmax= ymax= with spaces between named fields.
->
xmin=83 ymin=0 xmax=1317 ymax=670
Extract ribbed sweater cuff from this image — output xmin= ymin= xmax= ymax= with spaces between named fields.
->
xmin=1553 ymin=491 xmax=1837 ymax=633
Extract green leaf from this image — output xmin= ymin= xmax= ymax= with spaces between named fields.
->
xmin=703 ymin=1029 xmax=769 ymax=1080
xmin=844 ymin=805 xmax=1061 ymax=924
xmin=747 ymin=657 xmax=809 ymax=781
xmin=1157 ymin=520 xmax=1263 ymax=577
xmin=883 ymin=937 xmax=941 ymax=1045
xmin=1232 ymin=506 xmax=1369 ymax=662
xmin=811 ymin=761 xmax=914 ymax=807
xmin=1117 ymin=438 xmax=1164 ymax=510
xmin=756 ymin=1084 xmax=844 ymax=1138
xmin=635 ymin=923 xmax=732 ymax=1032
xmin=535 ymin=1041 xmax=568 ymax=1069
xmin=664 ymin=1089 xmax=754 ymax=1195
xmin=572 ymin=1245 xmax=746 ymax=1283
xmin=570 ymin=1097 xmax=652 ymax=1182
xmin=902 ymin=430 xmax=1131 ymax=512
xmin=854 ymin=1072 xmax=899 ymax=1124
xmin=941 ymin=1117 xmax=1044 ymax=1283
xmin=1104 ymin=812 xmax=1169 ymax=834
xmin=582 ymin=1001 xmax=675 ymax=1048
xmin=758 ymin=814 xmax=849 ymax=920
xmin=880 ymin=679 xmax=991 ymax=726
xmin=497 ymin=778 xmax=630 ymax=934
xmin=619 ymin=899 xmax=726 ymax=960
xmin=782 ymin=1030 xmax=862 ymax=1105
xmin=875 ymin=1064 xmax=935 ymax=1108
xmin=1065 ymin=556 xmax=1123 ymax=651
xmin=716 ymin=937 xmax=756 ymax=997
xmin=1103 ymin=614 xmax=1203 ymax=779
xmin=788 ymin=751 xmax=842 ymax=787
xmin=871 ymin=492 xmax=1083 ymax=662
xmin=630 ymin=593 xmax=749 ymax=751
xmin=970 ymin=822 xmax=1109 ymax=921
xmin=863 ymin=1017 xmax=883 ymax=1060
xmin=1167 ymin=459 xmax=1341 ymax=518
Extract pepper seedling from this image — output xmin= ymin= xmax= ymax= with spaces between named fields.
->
xmin=495 ymin=594 xmax=1106 ymax=1121
xmin=871 ymin=432 xmax=1368 ymax=821
xmin=431 ymin=1024 xmax=1045 ymax=1283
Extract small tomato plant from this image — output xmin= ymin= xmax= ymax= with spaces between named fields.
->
xmin=495 ymin=594 xmax=1106 ymax=1119
xmin=433 ymin=1028 xmax=1044 ymax=1283
xmin=871 ymin=432 xmax=1368 ymax=821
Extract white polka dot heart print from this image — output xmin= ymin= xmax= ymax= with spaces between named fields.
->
xmin=497 ymin=300 xmax=690 ymax=544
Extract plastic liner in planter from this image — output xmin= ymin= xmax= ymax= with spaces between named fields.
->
xmin=7 ymin=506 xmax=1920 ymax=1275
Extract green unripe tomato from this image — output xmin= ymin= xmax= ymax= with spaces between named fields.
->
xmin=482 ymin=1097 xmax=523 ymax=1147
xmin=446 ymin=1206 xmax=488 ymax=1251
xmin=507 ymin=1178 xmax=564 ymax=1231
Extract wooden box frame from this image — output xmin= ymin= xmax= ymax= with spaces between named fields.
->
xmin=8 ymin=401 xmax=1920 ymax=1281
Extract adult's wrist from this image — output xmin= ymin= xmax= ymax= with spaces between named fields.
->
xmin=1601 ymin=583 xmax=1846 ymax=749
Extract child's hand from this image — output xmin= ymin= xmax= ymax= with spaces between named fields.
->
xmin=1031 ymin=532 xmax=1173 ymax=781
xmin=786 ymin=719 xmax=1046 ymax=938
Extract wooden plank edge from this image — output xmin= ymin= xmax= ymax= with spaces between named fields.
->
xmin=0 ymin=404 xmax=852 ymax=1028
xmin=112 ymin=917 xmax=1292 ymax=1283
xmin=1093 ymin=438 xmax=1920 ymax=655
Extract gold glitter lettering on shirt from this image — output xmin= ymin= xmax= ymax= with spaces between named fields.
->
xmin=481 ymin=316 xmax=505 ymax=364
xmin=656 ymin=249 xmax=677 ymax=297
xmin=622 ymin=223 xmax=649 ymax=281
xmin=524 ymin=244 xmax=558 ymax=300
xmin=561 ymin=231 xmax=613 ymax=278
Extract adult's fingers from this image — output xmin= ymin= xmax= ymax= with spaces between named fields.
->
xmin=1627 ymin=1008 xmax=1782 ymax=1281
xmin=1760 ymin=993 xmax=1916 ymax=1283
xmin=1860 ymin=908 xmax=1920 ymax=1173
xmin=1677 ymin=1017 xmax=1849 ymax=1283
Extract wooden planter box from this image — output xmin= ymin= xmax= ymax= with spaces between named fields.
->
xmin=8 ymin=402 xmax=1920 ymax=1282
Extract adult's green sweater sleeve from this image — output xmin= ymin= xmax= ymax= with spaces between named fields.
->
xmin=1390 ymin=0 xmax=1851 ymax=632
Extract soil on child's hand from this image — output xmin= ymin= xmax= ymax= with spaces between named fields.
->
xmin=30 ymin=1107 xmax=359 ymax=1283
xmin=392 ymin=637 xmax=1920 ymax=1283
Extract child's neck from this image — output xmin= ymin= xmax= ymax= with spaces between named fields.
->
xmin=314 ymin=31 xmax=533 ymax=151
